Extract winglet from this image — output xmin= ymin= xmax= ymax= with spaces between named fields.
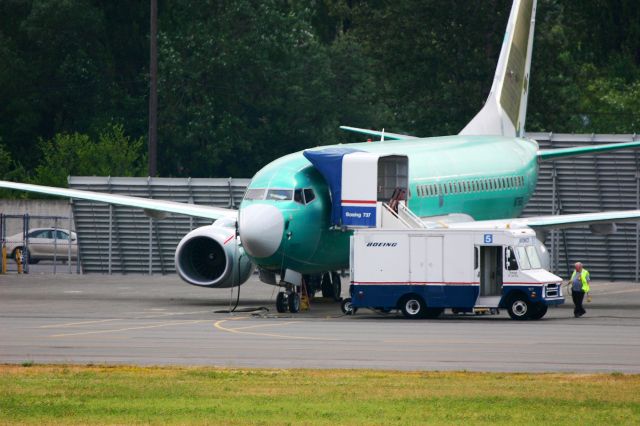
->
xmin=537 ymin=140 xmax=640 ymax=161
xmin=339 ymin=126 xmax=417 ymax=141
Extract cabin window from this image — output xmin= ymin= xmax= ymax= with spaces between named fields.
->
xmin=244 ymin=188 xmax=265 ymax=200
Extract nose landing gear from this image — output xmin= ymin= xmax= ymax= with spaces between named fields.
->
xmin=275 ymin=288 xmax=302 ymax=314
xmin=274 ymin=271 xmax=342 ymax=314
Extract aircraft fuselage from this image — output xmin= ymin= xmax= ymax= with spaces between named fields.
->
xmin=239 ymin=135 xmax=539 ymax=274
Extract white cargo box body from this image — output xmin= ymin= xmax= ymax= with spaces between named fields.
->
xmin=349 ymin=226 xmax=564 ymax=319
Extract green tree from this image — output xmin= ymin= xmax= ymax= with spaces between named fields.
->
xmin=34 ymin=124 xmax=146 ymax=187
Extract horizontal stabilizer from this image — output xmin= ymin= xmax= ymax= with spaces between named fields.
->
xmin=339 ymin=126 xmax=418 ymax=141
xmin=0 ymin=180 xmax=237 ymax=220
xmin=537 ymin=140 xmax=640 ymax=161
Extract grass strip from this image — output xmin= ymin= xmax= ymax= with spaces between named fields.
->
xmin=1 ymin=364 xmax=639 ymax=425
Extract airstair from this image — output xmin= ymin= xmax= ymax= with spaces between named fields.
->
xmin=303 ymin=148 xmax=427 ymax=231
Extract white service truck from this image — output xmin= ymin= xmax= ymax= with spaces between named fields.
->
xmin=343 ymin=226 xmax=564 ymax=320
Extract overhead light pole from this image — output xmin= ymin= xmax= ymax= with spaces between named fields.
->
xmin=148 ymin=0 xmax=158 ymax=176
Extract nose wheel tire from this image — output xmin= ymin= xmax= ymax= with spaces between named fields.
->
xmin=288 ymin=292 xmax=301 ymax=313
xmin=341 ymin=297 xmax=357 ymax=315
xmin=400 ymin=295 xmax=426 ymax=319
xmin=507 ymin=295 xmax=531 ymax=320
xmin=276 ymin=292 xmax=288 ymax=313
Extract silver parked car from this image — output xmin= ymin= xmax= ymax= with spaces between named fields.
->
xmin=4 ymin=228 xmax=77 ymax=263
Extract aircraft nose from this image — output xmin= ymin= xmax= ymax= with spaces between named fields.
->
xmin=239 ymin=204 xmax=284 ymax=258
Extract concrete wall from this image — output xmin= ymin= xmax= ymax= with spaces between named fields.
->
xmin=0 ymin=200 xmax=73 ymax=237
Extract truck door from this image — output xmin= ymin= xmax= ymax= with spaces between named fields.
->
xmin=479 ymin=246 xmax=503 ymax=296
xmin=410 ymin=236 xmax=444 ymax=299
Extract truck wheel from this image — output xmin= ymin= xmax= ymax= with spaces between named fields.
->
xmin=507 ymin=295 xmax=531 ymax=320
xmin=341 ymin=297 xmax=357 ymax=315
xmin=288 ymin=292 xmax=301 ymax=313
xmin=400 ymin=295 xmax=426 ymax=319
xmin=529 ymin=304 xmax=548 ymax=320
xmin=276 ymin=292 xmax=288 ymax=313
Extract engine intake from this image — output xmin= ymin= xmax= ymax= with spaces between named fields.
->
xmin=175 ymin=224 xmax=253 ymax=288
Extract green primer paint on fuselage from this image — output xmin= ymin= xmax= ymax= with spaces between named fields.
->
xmin=240 ymin=135 xmax=540 ymax=274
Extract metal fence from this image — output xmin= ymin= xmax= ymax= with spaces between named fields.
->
xmin=68 ymin=176 xmax=249 ymax=274
xmin=523 ymin=133 xmax=640 ymax=281
xmin=0 ymin=214 xmax=80 ymax=274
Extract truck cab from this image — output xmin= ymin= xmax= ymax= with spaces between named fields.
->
xmin=347 ymin=226 xmax=564 ymax=320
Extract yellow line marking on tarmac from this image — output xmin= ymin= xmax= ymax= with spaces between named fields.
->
xmin=50 ymin=320 xmax=210 ymax=338
xmin=40 ymin=318 xmax=122 ymax=328
xmin=40 ymin=310 xmax=213 ymax=329
xmin=127 ymin=310 xmax=212 ymax=318
xmin=214 ymin=318 xmax=342 ymax=341
xmin=230 ymin=321 xmax=299 ymax=331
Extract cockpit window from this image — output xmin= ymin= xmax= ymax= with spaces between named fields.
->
xmin=266 ymin=189 xmax=293 ymax=201
xmin=304 ymin=188 xmax=316 ymax=203
xmin=244 ymin=188 xmax=265 ymax=200
xmin=294 ymin=189 xmax=304 ymax=204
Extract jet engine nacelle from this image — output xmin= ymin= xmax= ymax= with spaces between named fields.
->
xmin=175 ymin=224 xmax=253 ymax=288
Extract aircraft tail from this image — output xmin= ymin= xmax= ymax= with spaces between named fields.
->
xmin=460 ymin=0 xmax=537 ymax=138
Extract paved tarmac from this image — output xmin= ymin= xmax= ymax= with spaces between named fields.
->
xmin=1 ymin=273 xmax=639 ymax=372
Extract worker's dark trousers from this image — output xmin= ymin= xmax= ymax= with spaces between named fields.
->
xmin=572 ymin=290 xmax=586 ymax=317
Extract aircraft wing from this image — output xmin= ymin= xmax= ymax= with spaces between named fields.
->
xmin=0 ymin=180 xmax=237 ymax=220
xmin=537 ymin=140 xmax=640 ymax=161
xmin=447 ymin=210 xmax=640 ymax=231
xmin=339 ymin=126 xmax=418 ymax=141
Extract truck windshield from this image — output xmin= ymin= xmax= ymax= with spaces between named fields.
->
xmin=516 ymin=245 xmax=542 ymax=270
xmin=526 ymin=245 xmax=542 ymax=269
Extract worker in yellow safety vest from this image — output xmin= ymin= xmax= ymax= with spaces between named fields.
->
xmin=569 ymin=262 xmax=590 ymax=318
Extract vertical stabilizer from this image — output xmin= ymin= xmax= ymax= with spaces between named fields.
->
xmin=460 ymin=0 xmax=537 ymax=137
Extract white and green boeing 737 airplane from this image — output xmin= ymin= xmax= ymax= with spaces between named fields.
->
xmin=2 ymin=0 xmax=640 ymax=309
